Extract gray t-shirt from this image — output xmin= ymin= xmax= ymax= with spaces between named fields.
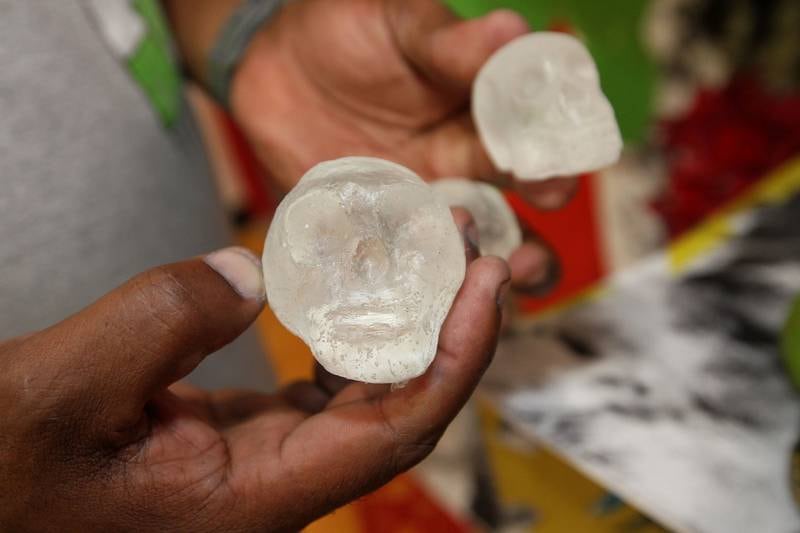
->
xmin=0 ymin=0 xmax=273 ymax=390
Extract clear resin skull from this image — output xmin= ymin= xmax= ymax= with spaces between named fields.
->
xmin=473 ymin=32 xmax=623 ymax=181
xmin=432 ymin=178 xmax=522 ymax=260
xmin=263 ymin=157 xmax=466 ymax=384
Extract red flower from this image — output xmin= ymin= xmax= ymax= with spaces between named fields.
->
xmin=653 ymin=74 xmax=800 ymax=237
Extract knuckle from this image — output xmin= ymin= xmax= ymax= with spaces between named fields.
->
xmin=390 ymin=438 xmax=438 ymax=475
xmin=131 ymin=266 xmax=208 ymax=350
xmin=376 ymin=397 xmax=442 ymax=478
xmin=137 ymin=266 xmax=200 ymax=318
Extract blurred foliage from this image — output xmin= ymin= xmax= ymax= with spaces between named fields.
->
xmin=783 ymin=296 xmax=800 ymax=390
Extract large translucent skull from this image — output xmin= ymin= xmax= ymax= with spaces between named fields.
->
xmin=473 ymin=32 xmax=623 ymax=180
xmin=263 ymin=157 xmax=466 ymax=384
xmin=431 ymin=178 xmax=522 ymax=260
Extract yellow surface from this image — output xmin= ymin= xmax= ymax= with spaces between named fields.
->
xmin=669 ymin=156 xmax=800 ymax=271
xmin=305 ymin=508 xmax=362 ymax=533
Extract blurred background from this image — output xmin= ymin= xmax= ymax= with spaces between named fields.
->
xmin=107 ymin=0 xmax=800 ymax=531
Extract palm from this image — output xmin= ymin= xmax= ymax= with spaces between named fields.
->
xmin=141 ymin=343 xmax=482 ymax=531
xmin=231 ymin=0 xmax=527 ymax=191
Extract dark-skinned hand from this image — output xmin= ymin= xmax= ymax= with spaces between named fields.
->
xmin=0 ymin=211 xmax=509 ymax=532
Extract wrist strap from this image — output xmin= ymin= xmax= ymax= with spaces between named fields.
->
xmin=208 ymin=0 xmax=283 ymax=108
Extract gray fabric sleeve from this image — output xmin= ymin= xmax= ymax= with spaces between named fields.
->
xmin=207 ymin=0 xmax=284 ymax=108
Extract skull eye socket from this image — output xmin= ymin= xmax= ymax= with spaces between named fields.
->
xmin=284 ymin=188 xmax=358 ymax=265
xmin=559 ymin=78 xmax=594 ymax=112
xmin=513 ymin=65 xmax=549 ymax=104
xmin=561 ymin=44 xmax=599 ymax=83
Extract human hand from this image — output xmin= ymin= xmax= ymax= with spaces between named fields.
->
xmin=230 ymin=0 xmax=574 ymax=293
xmin=0 ymin=224 xmax=508 ymax=530
xmin=231 ymin=0 xmax=579 ymax=201
xmin=164 ymin=0 xmax=574 ymax=292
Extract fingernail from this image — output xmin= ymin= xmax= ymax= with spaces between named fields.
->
xmin=497 ymin=279 xmax=511 ymax=307
xmin=204 ymin=247 xmax=265 ymax=301
xmin=516 ymin=258 xmax=561 ymax=297
xmin=465 ymin=221 xmax=481 ymax=256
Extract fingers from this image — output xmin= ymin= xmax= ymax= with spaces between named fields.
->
xmin=508 ymin=242 xmax=550 ymax=288
xmin=420 ymin=116 xmax=580 ymax=214
xmin=450 ymin=206 xmax=481 ymax=261
xmin=451 ymin=189 xmax=562 ymax=296
xmin=430 ymin=256 xmax=510 ymax=397
xmin=387 ymin=0 xmax=580 ymax=208
xmin=451 ymin=182 xmax=564 ymax=296
xmin=421 ymin=114 xmax=498 ymax=180
xmin=508 ymin=241 xmax=562 ymax=295
xmin=30 ymin=247 xmax=265 ymax=432
xmin=505 ymin=179 xmax=575 ymax=294
xmin=515 ymin=176 xmax=580 ymax=210
xmin=388 ymin=0 xmax=530 ymax=93
xmin=254 ymin=256 xmax=509 ymax=519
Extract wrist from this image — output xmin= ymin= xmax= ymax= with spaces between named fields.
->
xmin=228 ymin=16 xmax=284 ymax=112
xmin=206 ymin=0 xmax=285 ymax=107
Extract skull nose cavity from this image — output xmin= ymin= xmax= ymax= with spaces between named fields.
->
xmin=559 ymin=81 xmax=592 ymax=124
xmin=353 ymin=236 xmax=390 ymax=284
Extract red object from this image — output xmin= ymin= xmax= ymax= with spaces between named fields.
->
xmin=654 ymin=74 xmax=800 ymax=237
xmin=354 ymin=474 xmax=472 ymax=533
xmin=509 ymin=175 xmax=606 ymax=314
xmin=215 ymin=106 xmax=277 ymax=218
xmin=548 ymin=19 xmax=576 ymax=34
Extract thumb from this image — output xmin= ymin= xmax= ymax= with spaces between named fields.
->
xmin=388 ymin=0 xmax=530 ymax=92
xmin=31 ymin=247 xmax=265 ymax=431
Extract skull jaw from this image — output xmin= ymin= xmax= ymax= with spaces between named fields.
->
xmin=473 ymin=33 xmax=623 ymax=182
xmin=500 ymin=116 xmax=623 ymax=180
xmin=307 ymin=316 xmax=438 ymax=384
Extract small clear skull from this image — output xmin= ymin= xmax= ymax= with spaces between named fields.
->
xmin=473 ymin=32 xmax=623 ymax=181
xmin=432 ymin=179 xmax=522 ymax=260
xmin=263 ymin=157 xmax=466 ymax=384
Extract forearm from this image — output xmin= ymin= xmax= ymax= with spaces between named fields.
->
xmin=162 ymin=0 xmax=242 ymax=86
